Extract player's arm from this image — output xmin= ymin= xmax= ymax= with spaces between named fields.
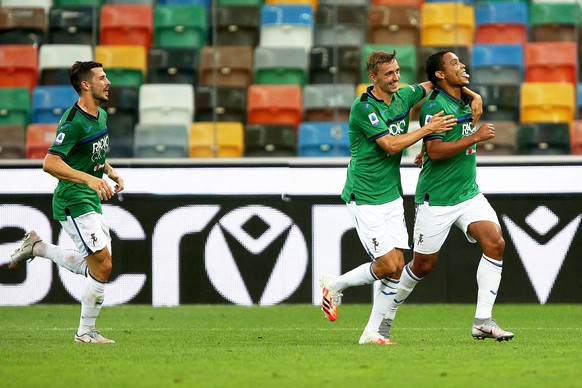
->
xmin=43 ymin=154 xmax=114 ymax=200
xmin=462 ymin=87 xmax=483 ymax=124
xmin=376 ymin=110 xmax=456 ymax=155
xmin=425 ymin=122 xmax=496 ymax=162
xmin=104 ymin=162 xmax=124 ymax=193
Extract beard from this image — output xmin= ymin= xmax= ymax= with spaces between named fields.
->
xmin=91 ymin=88 xmax=108 ymax=105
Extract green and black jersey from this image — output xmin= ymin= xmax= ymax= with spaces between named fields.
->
xmin=48 ymin=103 xmax=109 ymax=220
xmin=341 ymin=84 xmax=426 ymax=205
xmin=416 ymin=87 xmax=479 ymax=206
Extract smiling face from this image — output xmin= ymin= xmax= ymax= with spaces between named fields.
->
xmin=370 ymin=59 xmax=401 ymax=95
xmin=438 ymin=52 xmax=470 ymax=87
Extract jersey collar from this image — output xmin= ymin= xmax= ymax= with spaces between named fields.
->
xmin=73 ymin=102 xmax=99 ymax=121
xmin=434 ymin=87 xmax=469 ymax=106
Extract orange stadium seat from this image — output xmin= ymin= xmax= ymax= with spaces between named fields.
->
xmin=100 ymin=4 xmax=153 ymax=50
xmin=420 ymin=2 xmax=475 ymax=48
xmin=570 ymin=120 xmax=582 ymax=155
xmin=474 ymin=1 xmax=528 ymax=45
xmin=189 ymin=122 xmax=244 ymax=158
xmin=0 ymin=45 xmax=38 ymax=93
xmin=520 ymin=82 xmax=575 ymax=124
xmin=525 ymin=42 xmax=577 ymax=85
xmin=247 ymin=84 xmax=302 ymax=128
xmin=26 ymin=123 xmax=57 ymax=159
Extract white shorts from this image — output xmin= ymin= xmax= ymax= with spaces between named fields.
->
xmin=346 ymin=197 xmax=410 ymax=260
xmin=59 ymin=211 xmax=112 ymax=257
xmin=413 ymin=193 xmax=500 ymax=254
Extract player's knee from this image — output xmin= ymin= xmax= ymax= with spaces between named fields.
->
xmin=411 ymin=256 xmax=437 ymax=277
xmin=486 ymin=235 xmax=505 ymax=259
xmin=373 ymin=255 xmax=404 ymax=278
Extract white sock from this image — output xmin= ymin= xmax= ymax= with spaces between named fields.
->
xmin=78 ymin=273 xmax=106 ymax=335
xmin=334 ymin=263 xmax=378 ymax=292
xmin=385 ymin=264 xmax=421 ymax=320
xmin=475 ymin=254 xmax=503 ymax=319
xmin=365 ymin=278 xmax=399 ymax=333
xmin=33 ymin=241 xmax=87 ymax=276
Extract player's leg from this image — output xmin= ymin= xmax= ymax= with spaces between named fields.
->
xmin=458 ymin=194 xmax=513 ymax=341
xmin=9 ymin=231 xmax=87 ymax=275
xmin=61 ymin=212 xmax=115 ymax=343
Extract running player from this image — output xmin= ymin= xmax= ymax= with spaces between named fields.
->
xmin=9 ymin=61 xmax=123 ymax=343
xmin=320 ymin=50 xmax=483 ymax=344
xmin=385 ymin=51 xmax=514 ymax=341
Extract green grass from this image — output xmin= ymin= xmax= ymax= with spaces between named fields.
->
xmin=1 ymin=304 xmax=581 ymax=387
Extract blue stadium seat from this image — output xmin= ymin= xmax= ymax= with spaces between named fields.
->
xmin=297 ymin=122 xmax=350 ymax=157
xmin=474 ymin=2 xmax=528 ymax=44
xmin=31 ymin=85 xmax=78 ymax=124
xmin=471 ymin=44 xmax=524 ymax=85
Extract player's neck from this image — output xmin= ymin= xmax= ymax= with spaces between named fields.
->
xmin=438 ymin=83 xmax=462 ymax=100
xmin=77 ymin=97 xmax=99 ymax=117
xmin=370 ymin=86 xmax=394 ymax=105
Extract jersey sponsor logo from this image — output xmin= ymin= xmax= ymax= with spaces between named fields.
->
xmin=368 ymin=112 xmax=380 ymax=126
xmin=462 ymin=122 xmax=475 ymax=137
xmin=91 ymin=135 xmax=109 ymax=162
xmin=408 ymin=85 xmax=415 ymax=92
xmin=94 ymin=163 xmax=105 ymax=172
xmin=55 ymin=132 xmax=65 ymax=145
xmin=466 ymin=148 xmax=476 ymax=155
xmin=388 ymin=120 xmax=406 ymax=136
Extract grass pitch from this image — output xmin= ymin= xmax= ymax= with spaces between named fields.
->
xmin=0 ymin=304 xmax=580 ymax=387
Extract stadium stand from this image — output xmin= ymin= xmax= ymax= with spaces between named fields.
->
xmin=25 ymin=123 xmax=57 ymax=159
xmin=99 ymin=4 xmax=153 ymax=50
xmin=138 ymin=83 xmax=194 ymax=127
xmin=147 ymin=47 xmax=200 ymax=85
xmin=254 ymin=47 xmax=308 ymax=86
xmin=302 ymin=83 xmax=355 ymax=123
xmin=529 ymin=1 xmax=581 ymax=43
xmin=517 ymin=123 xmax=571 ymax=156
xmin=309 ymin=45 xmax=361 ymax=85
xmin=524 ymin=42 xmax=578 ymax=85
xmin=471 ymin=44 xmax=524 ymax=86
xmin=133 ymin=123 xmax=189 ymax=158
xmin=189 ymin=122 xmax=245 ymax=158
xmin=95 ymin=45 xmax=147 ymax=88
xmin=570 ymin=120 xmax=582 ymax=155
xmin=420 ymin=2 xmax=475 ymax=48
xmin=0 ymin=45 xmax=38 ymax=93
xmin=194 ymin=86 xmax=248 ymax=123
xmin=247 ymin=84 xmax=302 ymax=128
xmin=314 ymin=3 xmax=368 ymax=47
xmin=153 ymin=4 xmax=207 ymax=50
xmin=520 ymin=82 xmax=575 ymax=124
xmin=474 ymin=1 xmax=528 ymax=45
xmin=0 ymin=124 xmax=26 ymax=159
xmin=475 ymin=120 xmax=518 ymax=156
xmin=297 ymin=121 xmax=350 ymax=157
xmin=259 ymin=4 xmax=313 ymax=52
xmin=367 ymin=4 xmax=420 ymax=46
xmin=102 ymin=86 xmax=140 ymax=158
xmin=0 ymin=7 xmax=47 ymax=46
xmin=244 ymin=124 xmax=297 ymax=157
xmin=0 ymin=88 xmax=31 ymax=128
xmin=214 ymin=4 xmax=261 ymax=46
xmin=31 ymin=85 xmax=78 ymax=124
xmin=48 ymin=6 xmax=97 ymax=45
xmin=199 ymin=46 xmax=254 ymax=87
xmin=38 ymin=44 xmax=93 ymax=86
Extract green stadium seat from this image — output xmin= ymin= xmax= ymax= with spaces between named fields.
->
xmin=0 ymin=88 xmax=31 ymax=127
xmin=153 ymin=4 xmax=207 ymax=49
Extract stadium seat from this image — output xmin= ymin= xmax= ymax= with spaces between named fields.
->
xmin=0 ymin=7 xmax=47 ymax=46
xmin=102 ymin=86 xmax=140 ymax=158
xmin=309 ymin=45 xmax=361 ymax=85
xmin=194 ymin=86 xmax=247 ymax=123
xmin=570 ymin=120 xmax=582 ymax=155
xmin=471 ymin=84 xmax=519 ymax=122
xmin=520 ymin=82 xmax=575 ymax=124
xmin=416 ymin=45 xmax=470 ymax=84
xmin=0 ymin=88 xmax=31 ymax=127
xmin=0 ymin=124 xmax=26 ymax=159
xmin=53 ymin=0 xmax=104 ymax=5
xmin=516 ymin=123 xmax=571 ymax=155
xmin=314 ymin=3 xmax=367 ymax=47
xmin=529 ymin=2 xmax=581 ymax=43
xmin=153 ymin=4 xmax=207 ymax=49
xmin=420 ymin=2 xmax=475 ymax=48
xmin=218 ymin=0 xmax=263 ymax=4
xmin=199 ymin=46 xmax=253 ymax=87
xmin=133 ymin=123 xmax=189 ymax=158
xmin=2 ymin=0 xmax=52 ymax=13
xmin=247 ymin=84 xmax=302 ymax=128
xmin=475 ymin=120 xmax=518 ymax=156
xmin=158 ymin=0 xmax=210 ymax=5
xmin=95 ymin=45 xmax=147 ymax=88
xmin=254 ymin=47 xmax=308 ymax=86
xmin=361 ymin=44 xmax=416 ymax=85
xmin=260 ymin=5 xmax=313 ymax=52
xmin=471 ymin=44 xmax=524 ymax=86
xmin=189 ymin=122 xmax=244 ymax=158
xmin=265 ymin=0 xmax=317 ymax=8
xmin=474 ymin=1 xmax=528 ymax=45
xmin=31 ymin=85 xmax=78 ymax=124
xmin=108 ymin=0 xmax=155 ymax=4
xmin=372 ymin=0 xmax=421 ymax=4
xmin=39 ymin=44 xmax=93 ymax=86
xmin=214 ymin=4 xmax=260 ymax=46
xmin=302 ymin=83 xmax=355 ymax=122
xmin=26 ymin=123 xmax=57 ymax=159
xmin=147 ymin=47 xmax=199 ymax=85
xmin=100 ymin=4 xmax=153 ymax=50
xmin=48 ymin=6 xmax=98 ymax=45
xmin=0 ymin=45 xmax=38 ymax=93
xmin=244 ymin=124 xmax=297 ymax=157
xmin=367 ymin=4 xmax=420 ymax=46
xmin=138 ymin=83 xmax=194 ymax=127
xmin=524 ymin=42 xmax=577 ymax=85
xmin=297 ymin=121 xmax=350 ymax=157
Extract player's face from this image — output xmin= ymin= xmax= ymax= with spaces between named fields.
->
xmin=372 ymin=60 xmax=401 ymax=95
xmin=440 ymin=52 xmax=470 ymax=87
xmin=88 ymin=67 xmax=111 ymax=104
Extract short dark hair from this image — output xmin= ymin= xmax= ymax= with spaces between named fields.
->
xmin=366 ymin=50 xmax=397 ymax=76
xmin=69 ymin=61 xmax=103 ymax=95
xmin=425 ymin=51 xmax=450 ymax=85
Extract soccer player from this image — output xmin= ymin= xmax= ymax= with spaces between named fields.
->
xmin=9 ymin=61 xmax=123 ymax=343
xmin=384 ymin=51 xmax=514 ymax=341
xmin=320 ymin=50 xmax=483 ymax=344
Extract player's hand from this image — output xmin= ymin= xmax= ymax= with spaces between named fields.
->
xmin=88 ymin=177 xmax=114 ymax=201
xmin=473 ymin=122 xmax=495 ymax=143
xmin=470 ymin=94 xmax=483 ymax=125
xmin=414 ymin=151 xmax=423 ymax=168
xmin=107 ymin=167 xmax=125 ymax=193
xmin=426 ymin=110 xmax=456 ymax=133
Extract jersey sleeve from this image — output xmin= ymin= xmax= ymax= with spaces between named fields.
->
xmin=419 ymin=97 xmax=446 ymax=142
xmin=397 ymin=84 xmax=426 ymax=108
xmin=351 ymin=99 xmax=391 ymax=141
xmin=48 ymin=119 xmax=81 ymax=159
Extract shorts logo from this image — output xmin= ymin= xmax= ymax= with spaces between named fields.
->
xmin=372 ymin=238 xmax=379 ymax=251
xmin=90 ymin=233 xmax=98 ymax=247
xmin=55 ymin=132 xmax=65 ymax=145
xmin=368 ymin=113 xmax=380 ymax=126
xmin=417 ymin=234 xmax=424 ymax=245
